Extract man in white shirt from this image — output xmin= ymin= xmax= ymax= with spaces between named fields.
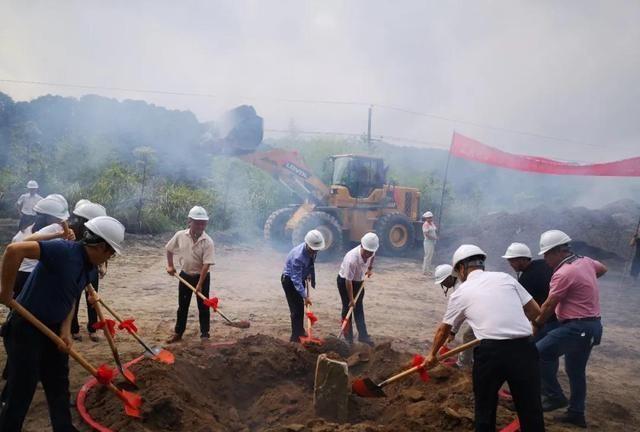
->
xmin=11 ymin=194 xmax=74 ymax=296
xmin=165 ymin=206 xmax=215 ymax=343
xmin=337 ymin=233 xmax=378 ymax=346
xmin=422 ymin=211 xmax=437 ymax=275
xmin=15 ymin=180 xmax=42 ymax=230
xmin=425 ymin=244 xmax=545 ymax=432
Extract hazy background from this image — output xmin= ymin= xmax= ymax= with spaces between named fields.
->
xmin=2 ymin=0 xmax=639 ymax=160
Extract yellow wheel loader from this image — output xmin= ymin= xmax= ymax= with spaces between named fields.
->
xmin=206 ymin=105 xmax=423 ymax=259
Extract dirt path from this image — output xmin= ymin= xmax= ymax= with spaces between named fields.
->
xmin=0 ymin=235 xmax=638 ymax=431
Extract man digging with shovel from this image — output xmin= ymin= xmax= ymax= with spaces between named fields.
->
xmin=424 ymin=244 xmax=546 ymax=432
xmin=281 ymin=230 xmax=325 ymax=343
xmin=166 ymin=206 xmax=215 ymax=343
xmin=336 ymin=232 xmax=378 ymax=346
xmin=0 ymin=216 xmax=125 ymax=432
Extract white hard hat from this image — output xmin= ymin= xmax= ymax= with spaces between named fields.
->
xmin=361 ymin=232 xmax=379 ymax=252
xmin=188 ymin=206 xmax=209 ymax=221
xmin=304 ymin=229 xmax=325 ymax=251
xmin=502 ymin=242 xmax=532 ymax=259
xmin=85 ymin=216 xmax=125 ymax=255
xmin=74 ymin=199 xmax=92 ymax=211
xmin=434 ymin=264 xmax=453 ymax=284
xmin=73 ymin=202 xmax=107 ymax=220
xmin=33 ymin=195 xmax=70 ymax=220
xmin=26 ymin=180 xmax=38 ymax=189
xmin=538 ymin=230 xmax=571 ymax=255
xmin=451 ymin=244 xmax=486 ymax=274
xmin=422 ymin=211 xmax=433 ymax=218
xmin=47 ymin=194 xmax=68 ymax=207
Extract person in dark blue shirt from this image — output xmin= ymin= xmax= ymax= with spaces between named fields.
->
xmin=0 ymin=216 xmax=125 ymax=432
xmin=281 ymin=230 xmax=325 ymax=342
xmin=502 ymin=242 xmax=556 ymax=340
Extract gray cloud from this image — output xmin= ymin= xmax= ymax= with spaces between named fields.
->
xmin=1 ymin=0 xmax=639 ymax=161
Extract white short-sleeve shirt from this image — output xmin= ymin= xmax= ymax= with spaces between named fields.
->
xmin=165 ymin=229 xmax=215 ymax=275
xmin=442 ymin=270 xmax=533 ymax=340
xmin=16 ymin=193 xmax=43 ymax=216
xmin=14 ymin=223 xmax=64 ymax=273
xmin=338 ymin=246 xmax=373 ymax=282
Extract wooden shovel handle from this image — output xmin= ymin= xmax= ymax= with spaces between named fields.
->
xmin=86 ymin=284 xmax=122 ymax=365
xmin=379 ymin=339 xmax=480 ymax=387
xmin=174 ymin=274 xmax=239 ymax=326
xmin=341 ymin=283 xmax=365 ymax=332
xmin=98 ymin=297 xmax=156 ymax=355
xmin=174 ymin=273 xmax=208 ymax=302
xmin=8 ymin=299 xmax=123 ymax=396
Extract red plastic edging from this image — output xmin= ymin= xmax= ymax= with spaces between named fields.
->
xmin=76 ymin=355 xmax=144 ymax=432
xmin=499 ymin=418 xmax=520 ymax=432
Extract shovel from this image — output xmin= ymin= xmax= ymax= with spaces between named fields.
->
xmin=97 ymin=296 xmax=174 ymax=365
xmin=299 ymin=282 xmax=322 ymax=345
xmin=8 ymin=299 xmax=142 ymax=417
xmin=173 ymin=274 xmax=250 ymax=329
xmin=338 ymin=283 xmax=365 ymax=339
xmin=352 ymin=339 xmax=480 ymax=397
xmin=86 ymin=284 xmax=137 ymax=387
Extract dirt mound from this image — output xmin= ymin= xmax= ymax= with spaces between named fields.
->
xmin=438 ymin=199 xmax=640 ymax=271
xmin=84 ymin=335 xmax=517 ymax=431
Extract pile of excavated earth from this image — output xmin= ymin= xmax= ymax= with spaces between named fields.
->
xmin=84 ymin=335 xmax=517 ymax=431
xmin=438 ymin=199 xmax=640 ymax=270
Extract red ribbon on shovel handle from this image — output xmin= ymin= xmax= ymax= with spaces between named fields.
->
xmin=95 ymin=364 xmax=116 ymax=385
xmin=203 ymin=297 xmax=219 ymax=311
xmin=118 ymin=319 xmax=138 ymax=333
xmin=412 ymin=354 xmax=430 ymax=383
xmin=93 ymin=319 xmax=117 ymax=337
xmin=306 ymin=311 xmax=318 ymax=325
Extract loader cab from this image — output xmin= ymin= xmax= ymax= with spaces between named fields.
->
xmin=331 ymin=155 xmax=386 ymax=198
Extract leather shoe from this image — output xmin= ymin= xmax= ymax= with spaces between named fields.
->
xmin=166 ymin=333 xmax=182 ymax=344
xmin=555 ymin=410 xmax=587 ymax=428
xmin=542 ymin=396 xmax=569 ymax=412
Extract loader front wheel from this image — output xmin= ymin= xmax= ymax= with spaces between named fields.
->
xmin=291 ymin=211 xmax=343 ymax=261
xmin=375 ymin=213 xmax=415 ymax=257
xmin=264 ymin=207 xmax=296 ymax=252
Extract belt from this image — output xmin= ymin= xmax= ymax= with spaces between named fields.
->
xmin=479 ymin=336 xmax=532 ymax=347
xmin=560 ymin=316 xmax=600 ymax=324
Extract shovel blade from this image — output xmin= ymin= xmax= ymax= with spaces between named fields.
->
xmin=121 ymin=367 xmax=137 ymax=385
xmin=143 ymin=347 xmax=175 ymax=364
xmin=154 ymin=348 xmax=175 ymax=364
xmin=118 ymin=389 xmax=142 ymax=418
xmin=223 ymin=320 xmax=251 ymax=329
xmin=351 ymin=378 xmax=386 ymax=398
xmin=299 ymin=336 xmax=323 ymax=346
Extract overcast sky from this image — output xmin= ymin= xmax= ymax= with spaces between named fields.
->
xmin=1 ymin=0 xmax=639 ymax=162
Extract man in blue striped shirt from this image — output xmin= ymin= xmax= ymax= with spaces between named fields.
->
xmin=281 ymin=230 xmax=325 ymax=342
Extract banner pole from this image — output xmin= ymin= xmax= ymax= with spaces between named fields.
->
xmin=437 ymin=132 xmax=455 ymax=228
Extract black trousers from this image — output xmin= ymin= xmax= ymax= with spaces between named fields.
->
xmin=174 ymin=271 xmax=210 ymax=336
xmin=336 ymin=276 xmax=369 ymax=342
xmin=71 ymin=273 xmax=99 ymax=335
xmin=473 ymin=337 xmax=545 ymax=432
xmin=281 ymin=275 xmax=306 ymax=342
xmin=13 ymin=271 xmax=31 ymax=298
xmin=0 ymin=314 xmax=78 ymax=432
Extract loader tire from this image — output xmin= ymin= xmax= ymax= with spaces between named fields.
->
xmin=291 ymin=211 xmax=343 ymax=261
xmin=375 ymin=213 xmax=415 ymax=257
xmin=264 ymin=207 xmax=296 ymax=252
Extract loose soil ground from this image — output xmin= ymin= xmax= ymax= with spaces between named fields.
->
xmin=0 ymin=227 xmax=638 ymax=431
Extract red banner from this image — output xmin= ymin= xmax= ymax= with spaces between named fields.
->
xmin=451 ymin=132 xmax=640 ymax=177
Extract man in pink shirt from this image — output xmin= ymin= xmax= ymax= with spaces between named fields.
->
xmin=533 ymin=230 xmax=607 ymax=429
